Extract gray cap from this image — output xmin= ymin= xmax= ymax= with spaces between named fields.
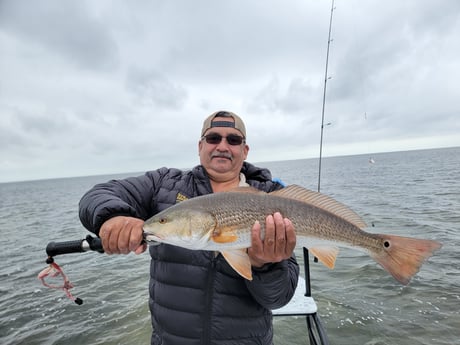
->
xmin=201 ymin=111 xmax=246 ymax=137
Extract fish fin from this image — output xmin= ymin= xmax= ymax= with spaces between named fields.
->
xmin=309 ymin=246 xmax=339 ymax=269
xmin=221 ymin=249 xmax=253 ymax=280
xmin=270 ymin=185 xmax=367 ymax=229
xmin=212 ymin=229 xmax=239 ymax=243
xmin=370 ymin=234 xmax=442 ymax=285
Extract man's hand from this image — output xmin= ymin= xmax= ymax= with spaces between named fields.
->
xmin=99 ymin=216 xmax=147 ymax=255
xmin=248 ymin=212 xmax=296 ymax=268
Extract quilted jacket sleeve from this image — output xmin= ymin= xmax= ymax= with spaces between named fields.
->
xmin=245 ymin=254 xmax=299 ymax=310
xmin=78 ymin=169 xmax=166 ymax=235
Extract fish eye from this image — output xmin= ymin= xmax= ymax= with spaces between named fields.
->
xmin=159 ymin=218 xmax=167 ymax=224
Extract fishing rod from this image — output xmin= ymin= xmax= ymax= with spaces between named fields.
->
xmin=317 ymin=0 xmax=335 ymax=193
xmin=45 ymin=234 xmax=155 ymax=257
xmin=40 ymin=233 xmax=157 ymax=304
xmin=38 ymin=235 xmax=104 ymax=305
xmin=45 ymin=235 xmax=104 ymax=257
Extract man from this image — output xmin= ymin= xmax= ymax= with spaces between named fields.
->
xmin=79 ymin=110 xmax=299 ymax=345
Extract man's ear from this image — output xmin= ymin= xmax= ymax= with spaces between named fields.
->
xmin=243 ymin=144 xmax=249 ymax=160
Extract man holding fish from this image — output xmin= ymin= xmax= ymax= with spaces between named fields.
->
xmin=79 ymin=111 xmax=300 ymax=345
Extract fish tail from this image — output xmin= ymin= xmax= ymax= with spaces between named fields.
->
xmin=370 ymin=234 xmax=442 ymax=285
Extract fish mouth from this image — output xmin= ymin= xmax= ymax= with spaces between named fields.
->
xmin=143 ymin=233 xmax=162 ymax=246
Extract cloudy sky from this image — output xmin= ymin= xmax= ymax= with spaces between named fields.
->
xmin=1 ymin=0 xmax=459 ymax=183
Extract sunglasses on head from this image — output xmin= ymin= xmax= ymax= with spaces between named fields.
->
xmin=201 ymin=133 xmax=245 ymax=146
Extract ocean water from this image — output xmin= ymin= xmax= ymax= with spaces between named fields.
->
xmin=0 ymin=147 xmax=459 ymax=345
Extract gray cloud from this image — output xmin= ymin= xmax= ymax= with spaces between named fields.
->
xmin=0 ymin=0 xmax=459 ymax=182
xmin=0 ymin=0 xmax=118 ymax=70
xmin=126 ymin=68 xmax=188 ymax=109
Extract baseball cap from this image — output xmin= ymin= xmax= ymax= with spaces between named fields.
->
xmin=201 ymin=111 xmax=246 ymax=138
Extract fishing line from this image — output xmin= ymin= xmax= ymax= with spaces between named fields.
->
xmin=38 ymin=256 xmax=83 ymax=305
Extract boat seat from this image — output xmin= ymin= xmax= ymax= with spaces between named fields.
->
xmin=272 ymin=248 xmax=329 ymax=345
xmin=272 ymin=276 xmax=317 ymax=315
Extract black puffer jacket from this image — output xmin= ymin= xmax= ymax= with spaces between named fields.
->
xmin=79 ymin=162 xmax=299 ymax=345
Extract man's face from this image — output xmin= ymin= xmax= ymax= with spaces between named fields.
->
xmin=198 ymin=118 xmax=249 ymax=180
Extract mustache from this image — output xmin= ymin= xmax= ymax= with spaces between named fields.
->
xmin=211 ymin=152 xmax=233 ymax=161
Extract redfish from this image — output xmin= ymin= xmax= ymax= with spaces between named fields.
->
xmin=143 ymin=185 xmax=441 ymax=283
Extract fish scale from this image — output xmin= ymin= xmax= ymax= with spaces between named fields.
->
xmin=201 ymin=191 xmax=370 ymax=249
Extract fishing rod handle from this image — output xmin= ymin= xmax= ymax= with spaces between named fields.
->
xmin=46 ymin=235 xmax=104 ymax=257
xmin=46 ymin=239 xmax=86 ymax=257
